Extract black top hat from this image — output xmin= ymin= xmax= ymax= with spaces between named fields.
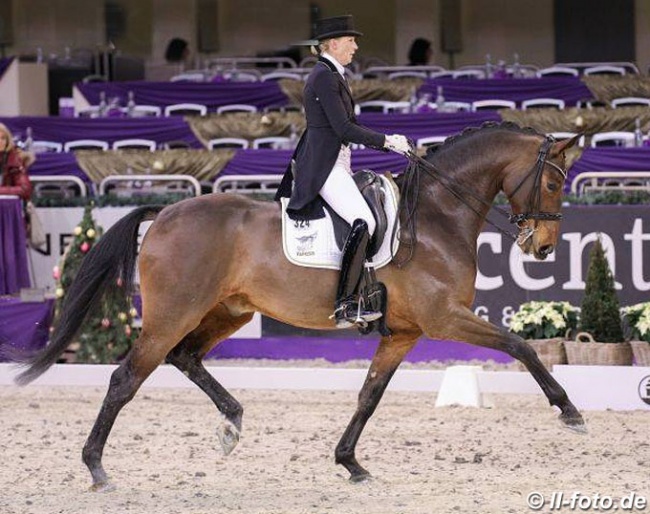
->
xmin=313 ymin=15 xmax=363 ymax=41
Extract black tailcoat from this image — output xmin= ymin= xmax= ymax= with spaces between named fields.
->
xmin=274 ymin=57 xmax=386 ymax=219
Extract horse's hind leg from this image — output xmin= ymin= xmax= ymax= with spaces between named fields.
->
xmin=82 ymin=329 xmax=181 ymax=491
xmin=433 ymin=306 xmax=585 ymax=432
xmin=166 ymin=306 xmax=254 ymax=456
xmin=335 ymin=330 xmax=420 ymax=482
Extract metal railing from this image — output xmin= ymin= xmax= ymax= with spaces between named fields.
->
xmin=208 ymin=56 xmax=297 ymax=69
xmin=213 ymin=174 xmax=282 ymax=195
xmin=30 ymin=175 xmax=88 ymax=197
xmin=99 ymin=174 xmax=202 ymax=196
xmin=571 ymin=171 xmax=650 ymax=195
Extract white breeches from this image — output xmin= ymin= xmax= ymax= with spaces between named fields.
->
xmin=318 ymin=145 xmax=376 ymax=236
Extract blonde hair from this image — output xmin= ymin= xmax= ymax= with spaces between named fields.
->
xmin=311 ymin=39 xmax=332 ymax=56
xmin=0 ymin=123 xmax=15 ymax=151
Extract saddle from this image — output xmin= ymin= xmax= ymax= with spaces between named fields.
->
xmin=328 ymin=169 xmax=390 ymax=256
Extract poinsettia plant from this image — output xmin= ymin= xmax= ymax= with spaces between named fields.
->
xmin=509 ymin=301 xmax=579 ymax=340
xmin=621 ymin=303 xmax=650 ymax=343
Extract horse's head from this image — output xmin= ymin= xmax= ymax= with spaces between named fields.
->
xmin=503 ymin=134 xmax=581 ymax=260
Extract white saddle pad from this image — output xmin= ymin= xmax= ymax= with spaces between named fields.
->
xmin=281 ymin=175 xmax=400 ymax=270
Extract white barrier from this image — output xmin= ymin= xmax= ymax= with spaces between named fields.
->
xmin=1 ymin=363 xmax=648 ymax=411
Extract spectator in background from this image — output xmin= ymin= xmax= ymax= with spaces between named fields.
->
xmin=0 ymin=123 xmax=33 ymax=202
xmin=408 ymin=38 xmax=432 ymax=65
xmin=165 ymin=38 xmax=190 ymax=65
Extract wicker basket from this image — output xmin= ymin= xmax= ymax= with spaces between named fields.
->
xmin=630 ymin=340 xmax=650 ymax=367
xmin=516 ymin=337 xmax=567 ymax=371
xmin=564 ymin=332 xmax=633 ymax=366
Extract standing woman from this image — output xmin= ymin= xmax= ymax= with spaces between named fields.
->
xmin=275 ymin=15 xmax=410 ymax=328
xmin=0 ymin=123 xmax=33 ymax=202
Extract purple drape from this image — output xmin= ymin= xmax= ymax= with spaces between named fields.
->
xmin=0 ymin=198 xmax=31 ymax=295
xmin=0 ymin=57 xmax=15 ymax=80
xmin=220 ymin=148 xmax=408 ymax=176
xmin=418 ymin=77 xmax=593 ymax=106
xmin=206 ymin=336 xmax=513 ymax=363
xmin=0 ymin=116 xmax=202 ymax=148
xmin=0 ymin=297 xmax=53 ymax=361
xmin=29 ymin=152 xmax=90 ymax=183
xmin=567 ymin=147 xmax=650 ymax=189
xmin=358 ymin=111 xmax=500 ymax=139
xmin=76 ymin=81 xmax=289 ymax=110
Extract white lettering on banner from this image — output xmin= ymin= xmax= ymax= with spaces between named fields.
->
xmin=624 ymin=218 xmax=650 ymax=291
xmin=475 ymin=233 xmax=503 ymax=290
xmin=562 ymin=232 xmax=622 ymax=290
xmin=474 ymin=306 xmax=489 ymax=321
xmin=509 ymin=244 xmax=555 ymax=290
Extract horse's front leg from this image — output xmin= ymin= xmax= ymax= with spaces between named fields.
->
xmin=335 ymin=330 xmax=420 ymax=482
xmin=431 ymin=306 xmax=585 ymax=432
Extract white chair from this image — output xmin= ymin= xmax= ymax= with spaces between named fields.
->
xmin=128 ymin=105 xmax=162 ymax=117
xmin=471 ymin=99 xmax=516 ymax=111
xmin=416 ymin=136 xmax=448 ymax=149
xmin=536 ymin=66 xmax=579 ymax=77
xmin=547 ymin=132 xmax=585 ymax=147
xmin=260 ymin=72 xmax=303 ymax=82
xmin=429 ymin=71 xmax=455 ymax=79
xmin=31 ymin=141 xmax=63 ymax=153
xmin=387 ymin=71 xmax=428 ymax=79
xmin=357 ymin=100 xmax=409 ymax=114
xmin=112 ymin=139 xmax=157 ymax=151
xmin=611 ymin=97 xmax=650 ymax=108
xmin=170 ymin=72 xmax=206 ymax=82
xmin=216 ymin=104 xmax=258 ymax=115
xmin=63 ymin=139 xmax=109 ymax=152
xmin=208 ymin=137 xmax=250 ymax=150
xmin=521 ymin=98 xmax=566 ymax=110
xmin=252 ymin=136 xmax=291 ymax=149
xmin=224 ymin=71 xmax=260 ymax=82
xmin=441 ymin=101 xmax=472 ymax=112
xmin=164 ymin=103 xmax=208 ymax=116
xmin=590 ymin=131 xmax=635 ymax=148
xmin=584 ymin=65 xmax=626 ymax=76
xmin=75 ymin=107 xmax=102 ymax=118
xmin=453 ymin=69 xmax=486 ymax=79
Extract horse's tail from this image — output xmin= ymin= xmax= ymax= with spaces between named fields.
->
xmin=14 ymin=205 xmax=165 ymax=386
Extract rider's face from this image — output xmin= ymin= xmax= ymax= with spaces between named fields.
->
xmin=329 ymin=36 xmax=358 ymax=66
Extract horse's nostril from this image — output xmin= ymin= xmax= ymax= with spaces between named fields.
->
xmin=539 ymin=244 xmax=554 ymax=256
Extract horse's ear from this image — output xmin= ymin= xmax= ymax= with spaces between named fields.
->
xmin=551 ymin=133 xmax=582 ymax=154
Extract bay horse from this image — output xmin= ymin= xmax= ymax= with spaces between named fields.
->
xmin=16 ymin=122 xmax=584 ymax=490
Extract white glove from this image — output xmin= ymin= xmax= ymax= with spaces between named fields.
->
xmin=384 ymin=134 xmax=411 ymax=155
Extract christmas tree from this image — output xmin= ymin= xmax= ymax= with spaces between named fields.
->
xmin=52 ymin=204 xmax=139 ymax=363
xmin=578 ymin=236 xmax=624 ymax=343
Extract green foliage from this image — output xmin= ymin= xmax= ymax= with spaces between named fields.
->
xmin=578 ymin=237 xmax=624 ymax=343
xmin=509 ymin=301 xmax=579 ymax=339
xmin=52 ymin=204 xmax=139 ymax=363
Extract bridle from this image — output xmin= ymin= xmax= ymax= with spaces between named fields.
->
xmin=392 ymin=135 xmax=568 ymax=266
xmin=506 ymin=135 xmax=567 ymax=226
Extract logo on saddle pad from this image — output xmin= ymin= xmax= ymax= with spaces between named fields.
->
xmin=281 ymin=174 xmax=400 ymax=270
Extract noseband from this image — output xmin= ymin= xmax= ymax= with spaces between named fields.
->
xmin=507 ymin=136 xmax=567 ymax=226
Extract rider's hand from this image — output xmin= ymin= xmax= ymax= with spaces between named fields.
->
xmin=384 ymin=134 xmax=411 ymax=155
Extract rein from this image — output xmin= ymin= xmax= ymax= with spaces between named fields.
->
xmin=391 ymin=135 xmax=566 ymax=267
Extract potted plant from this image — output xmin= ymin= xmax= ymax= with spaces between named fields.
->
xmin=509 ymin=300 xmax=579 ymax=370
xmin=564 ymin=237 xmax=632 ymax=365
xmin=622 ymin=302 xmax=650 ymax=366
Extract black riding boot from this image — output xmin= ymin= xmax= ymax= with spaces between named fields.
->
xmin=332 ymin=219 xmax=382 ymax=329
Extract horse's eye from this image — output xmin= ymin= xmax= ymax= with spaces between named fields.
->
xmin=547 ymin=182 xmax=559 ymax=192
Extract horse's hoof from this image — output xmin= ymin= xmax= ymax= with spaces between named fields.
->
xmin=89 ymin=481 xmax=116 ymax=493
xmin=217 ymin=419 xmax=240 ymax=456
xmin=349 ymin=472 xmax=372 ymax=483
xmin=560 ymin=413 xmax=588 ymax=434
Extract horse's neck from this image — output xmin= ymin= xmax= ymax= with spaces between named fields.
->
xmin=417 ymin=152 xmax=504 ymax=244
